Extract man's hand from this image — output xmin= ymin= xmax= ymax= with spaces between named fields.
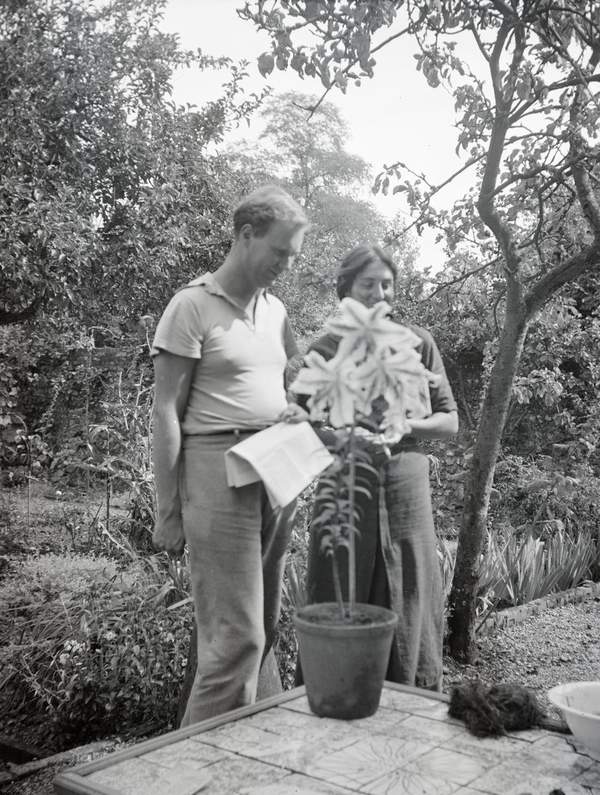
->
xmin=278 ymin=403 xmax=310 ymax=423
xmin=152 ymin=516 xmax=185 ymax=556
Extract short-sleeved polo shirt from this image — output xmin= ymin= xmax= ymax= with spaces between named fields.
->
xmin=152 ymin=273 xmax=297 ymax=435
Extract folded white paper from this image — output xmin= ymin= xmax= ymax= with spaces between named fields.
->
xmin=225 ymin=422 xmax=334 ymax=509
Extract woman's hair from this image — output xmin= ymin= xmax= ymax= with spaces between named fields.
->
xmin=233 ymin=184 xmax=308 ymax=237
xmin=336 ymin=244 xmax=398 ymax=300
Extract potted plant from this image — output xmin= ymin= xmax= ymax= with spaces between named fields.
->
xmin=290 ymin=297 xmax=434 ymax=719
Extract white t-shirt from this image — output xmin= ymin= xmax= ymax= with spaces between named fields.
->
xmin=151 ymin=273 xmax=297 ymax=435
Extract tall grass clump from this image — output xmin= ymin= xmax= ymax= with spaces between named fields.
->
xmin=478 ymin=528 xmax=597 ymax=610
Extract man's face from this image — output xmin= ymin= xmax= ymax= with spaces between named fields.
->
xmin=243 ymin=220 xmax=305 ymax=288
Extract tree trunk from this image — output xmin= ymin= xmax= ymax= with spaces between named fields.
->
xmin=447 ymin=309 xmax=528 ymax=661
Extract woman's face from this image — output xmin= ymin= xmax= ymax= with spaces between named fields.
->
xmin=348 ymin=259 xmax=395 ymax=308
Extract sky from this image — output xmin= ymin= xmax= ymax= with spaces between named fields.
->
xmin=159 ymin=0 xmax=477 ymax=271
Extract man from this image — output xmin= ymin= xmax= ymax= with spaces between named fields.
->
xmin=151 ymin=184 xmax=309 ymax=725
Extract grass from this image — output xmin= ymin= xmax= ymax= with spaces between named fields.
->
xmin=0 ymin=482 xmax=190 ymax=752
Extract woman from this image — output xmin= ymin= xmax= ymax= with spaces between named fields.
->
xmin=299 ymin=244 xmax=458 ymax=690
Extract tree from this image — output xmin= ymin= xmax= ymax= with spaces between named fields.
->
xmin=259 ymin=90 xmax=371 ymax=204
xmin=0 ymin=0 xmax=263 ymax=327
xmin=240 ymin=0 xmax=600 ymax=659
xmin=0 ymin=0 xmax=264 ymax=445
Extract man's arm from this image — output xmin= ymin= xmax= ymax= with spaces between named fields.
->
xmin=152 ymin=352 xmax=196 ymax=553
xmin=280 ymin=313 xmax=310 ymax=422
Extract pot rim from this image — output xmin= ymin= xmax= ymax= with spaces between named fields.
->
xmin=294 ymin=601 xmax=398 ymax=633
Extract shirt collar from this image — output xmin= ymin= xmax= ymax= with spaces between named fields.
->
xmin=186 ymin=272 xmax=269 ymax=310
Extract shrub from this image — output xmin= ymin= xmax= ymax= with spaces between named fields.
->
xmin=491 ymin=454 xmax=600 ymax=544
xmin=0 ymin=552 xmax=191 ymax=747
xmin=477 ymin=528 xmax=597 ymax=610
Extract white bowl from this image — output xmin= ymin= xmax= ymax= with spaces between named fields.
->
xmin=548 ymin=681 xmax=600 ymax=754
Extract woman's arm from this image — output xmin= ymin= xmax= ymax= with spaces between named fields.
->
xmin=407 ymin=410 xmax=459 ymax=440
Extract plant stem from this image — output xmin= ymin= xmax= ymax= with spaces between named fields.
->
xmin=331 ymin=553 xmax=345 ymax=620
xmin=347 ymin=424 xmax=356 ymax=618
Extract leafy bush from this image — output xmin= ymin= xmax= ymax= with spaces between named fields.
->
xmin=478 ymin=528 xmax=597 ymax=610
xmin=0 ymin=552 xmax=192 ymax=747
xmin=491 ymin=454 xmax=600 ymax=544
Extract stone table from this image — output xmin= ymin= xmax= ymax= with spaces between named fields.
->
xmin=54 ymin=683 xmax=600 ymax=795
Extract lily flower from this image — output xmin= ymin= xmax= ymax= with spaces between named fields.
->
xmin=326 ymin=298 xmax=422 ymax=360
xmin=354 ymin=347 xmax=427 ymax=409
xmin=291 ymin=349 xmax=369 ymax=427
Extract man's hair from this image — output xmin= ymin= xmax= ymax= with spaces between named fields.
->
xmin=336 ymin=244 xmax=398 ymax=300
xmin=233 ymin=184 xmax=308 ymax=237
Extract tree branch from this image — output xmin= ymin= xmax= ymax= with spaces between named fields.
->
xmin=424 ymin=257 xmax=500 ymax=299
xmin=491 ymin=159 xmax=570 ymax=196
xmin=524 ymin=82 xmax=600 ymax=315
xmin=489 ymin=20 xmax=511 ymax=107
xmin=476 ymin=16 xmax=526 ymax=279
xmin=307 ymin=18 xmax=418 ymax=117
xmin=525 ymin=240 xmax=600 ymax=317
xmin=469 ymin=21 xmax=490 ymax=62
xmin=509 ymin=75 xmax=600 ymax=125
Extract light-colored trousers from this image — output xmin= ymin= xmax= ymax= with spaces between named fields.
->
xmin=179 ymin=432 xmax=295 ymax=727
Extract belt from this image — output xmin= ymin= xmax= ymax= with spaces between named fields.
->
xmin=387 ymin=438 xmax=420 ymax=456
xmin=191 ymin=428 xmax=266 ymax=438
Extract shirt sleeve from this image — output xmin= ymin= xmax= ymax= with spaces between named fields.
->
xmin=416 ymin=327 xmax=457 ymax=414
xmin=151 ymin=289 xmax=205 ymax=359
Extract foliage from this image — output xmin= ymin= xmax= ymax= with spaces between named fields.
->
xmin=0 ymin=328 xmax=53 ymax=486
xmin=291 ymin=297 xmax=433 ymax=618
xmin=258 ymin=91 xmax=371 ymax=202
xmin=491 ymin=453 xmax=600 ymax=551
xmin=478 ymin=528 xmax=597 ymax=611
xmin=505 ymin=295 xmax=600 ymax=455
xmin=274 ymin=190 xmax=390 ymax=337
xmin=0 ymin=552 xmax=192 ymax=746
xmin=0 ymin=0 xmax=264 ymax=473
xmin=0 ymin=0 xmax=260 ymax=325
xmin=241 ymin=0 xmax=600 ymax=659
xmin=49 ymin=347 xmax=157 ymax=551
xmin=229 ymin=90 xmax=406 ymax=338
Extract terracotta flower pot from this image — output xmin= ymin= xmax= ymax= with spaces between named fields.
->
xmin=294 ymin=601 xmax=398 ymax=720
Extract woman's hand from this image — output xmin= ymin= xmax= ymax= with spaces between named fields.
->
xmin=406 ymin=410 xmax=459 ymax=440
xmin=354 ymin=427 xmax=395 ymax=465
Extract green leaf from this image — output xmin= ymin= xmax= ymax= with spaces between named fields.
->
xmin=258 ymin=52 xmax=275 ymax=77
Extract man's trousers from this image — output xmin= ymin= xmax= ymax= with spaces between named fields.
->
xmin=179 ymin=432 xmax=295 ymax=726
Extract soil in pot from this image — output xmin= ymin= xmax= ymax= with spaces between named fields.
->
xmin=294 ymin=602 xmax=398 ymax=720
